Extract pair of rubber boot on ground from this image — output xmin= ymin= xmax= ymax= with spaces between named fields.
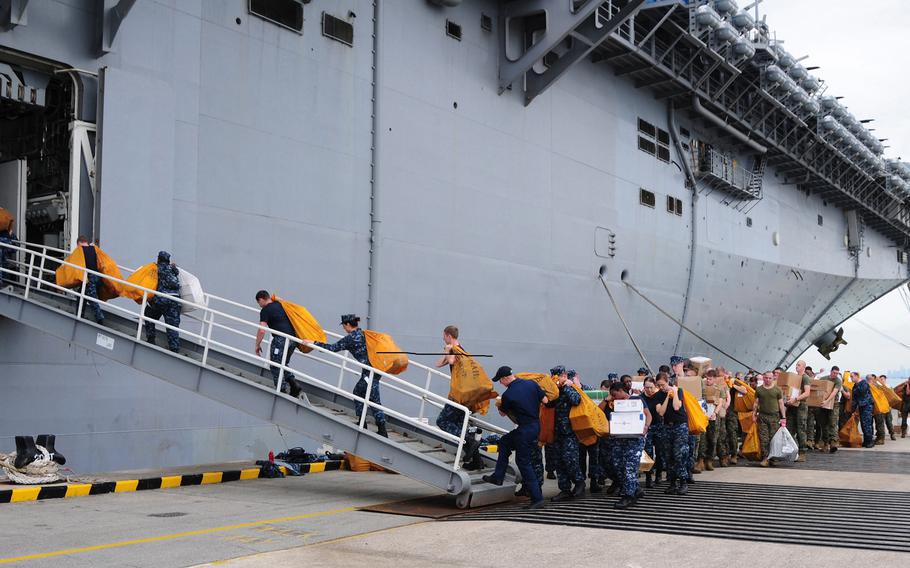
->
xmin=13 ymin=435 xmax=66 ymax=469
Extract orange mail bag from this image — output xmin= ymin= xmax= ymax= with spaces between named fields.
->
xmin=364 ymin=330 xmax=408 ymax=375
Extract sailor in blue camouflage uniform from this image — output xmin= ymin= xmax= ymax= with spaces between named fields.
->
xmin=607 ymin=382 xmax=651 ymax=509
xmin=570 ymin=370 xmax=603 ymax=493
xmin=307 ymin=315 xmax=388 ymax=437
xmin=548 ymin=366 xmax=586 ymax=502
xmin=655 ymin=371 xmax=690 ymax=495
xmin=851 ymin=374 xmax=876 ymax=448
xmin=143 ymin=251 xmax=181 ymax=352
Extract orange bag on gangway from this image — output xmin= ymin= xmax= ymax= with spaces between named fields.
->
xmin=364 ymin=330 xmax=408 ymax=375
xmin=569 ymin=385 xmax=609 ymax=445
xmin=839 ymin=414 xmax=863 ymax=448
xmin=272 ymin=295 xmax=326 ymax=353
xmin=741 ymin=423 xmax=761 ymax=461
xmin=515 ymin=373 xmax=560 ymax=401
xmin=681 ymin=389 xmax=708 ymax=434
xmin=122 ymin=262 xmax=158 ymax=302
xmin=54 ymin=245 xmax=125 ymax=301
xmin=449 ymin=345 xmax=497 ymax=415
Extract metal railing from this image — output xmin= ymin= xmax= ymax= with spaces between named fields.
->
xmin=0 ymin=241 xmax=507 ymax=470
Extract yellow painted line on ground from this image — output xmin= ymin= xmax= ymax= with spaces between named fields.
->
xmin=201 ymin=472 xmax=223 ymax=485
xmin=160 ymin=475 xmax=182 ymax=489
xmin=64 ymin=484 xmax=92 ymax=498
xmin=10 ymin=488 xmax=40 ymax=503
xmin=0 ymin=506 xmax=358 ymax=565
xmin=239 ymin=468 xmax=260 ymax=480
xmin=114 ymin=480 xmax=139 ymax=493
xmin=308 ymin=462 xmax=326 ymax=473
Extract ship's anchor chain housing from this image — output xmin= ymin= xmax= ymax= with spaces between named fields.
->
xmin=814 ymin=327 xmax=848 ymax=360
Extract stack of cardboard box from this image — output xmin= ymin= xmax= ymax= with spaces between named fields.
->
xmin=777 ymin=372 xmax=804 ymax=402
xmin=610 ymin=398 xmax=646 ymax=438
xmin=807 ymin=380 xmax=835 ymax=409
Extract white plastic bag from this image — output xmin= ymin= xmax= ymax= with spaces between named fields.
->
xmin=769 ymin=427 xmax=799 ymax=462
xmin=177 ymin=269 xmax=205 ymax=313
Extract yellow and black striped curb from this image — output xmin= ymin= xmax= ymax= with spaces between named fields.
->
xmin=0 ymin=461 xmax=345 ymax=504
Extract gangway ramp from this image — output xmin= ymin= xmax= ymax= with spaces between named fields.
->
xmin=0 ymin=242 xmax=515 ymax=508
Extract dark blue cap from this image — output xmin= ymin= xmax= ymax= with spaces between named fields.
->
xmin=492 ymin=366 xmax=512 ymax=382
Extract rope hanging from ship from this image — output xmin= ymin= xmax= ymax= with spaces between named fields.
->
xmin=601 ymin=275 xmax=758 ymax=372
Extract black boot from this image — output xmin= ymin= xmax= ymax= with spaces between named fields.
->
xmin=514 ymin=484 xmax=530 ymax=497
xmin=606 ymin=480 xmax=619 ymax=495
xmin=36 ymin=434 xmax=66 ymax=465
xmin=463 ymin=449 xmax=484 ymax=471
xmin=14 ymin=436 xmax=39 ymax=469
xmin=677 ymin=480 xmax=689 ymax=495
xmin=551 ymin=490 xmax=574 ymax=502
xmin=461 ymin=428 xmax=482 ymax=465
xmin=664 ymin=479 xmax=678 ymax=495
xmin=590 ymin=479 xmax=602 ymax=493
xmin=645 ymin=472 xmax=654 ymax=489
xmin=546 ymin=471 xmax=556 ymax=480
xmin=481 ymin=474 xmax=503 ymax=486
xmin=572 ymin=480 xmax=586 ymax=498
xmin=376 ymin=423 xmax=388 ymax=438
xmin=614 ymin=495 xmax=634 ymax=509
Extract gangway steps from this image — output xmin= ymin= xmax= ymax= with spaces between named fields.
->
xmin=0 ymin=282 xmax=516 ymax=508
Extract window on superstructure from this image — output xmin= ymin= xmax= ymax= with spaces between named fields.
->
xmin=898 ymin=250 xmax=908 ymax=264
xmin=640 ymin=189 xmax=656 ymax=208
xmin=447 ymin=20 xmax=462 ymax=40
xmin=249 ymin=0 xmax=303 ymax=33
xmin=322 ymin=13 xmax=354 ymax=46
xmin=817 ymin=215 xmax=823 ymax=226
xmin=746 ymin=217 xmax=753 ymax=227
xmin=666 ymin=196 xmax=683 ymax=216
xmin=675 ymin=198 xmax=683 ymax=216
xmin=481 ymin=13 xmax=493 ymax=32
xmin=637 ymin=118 xmax=670 ymax=162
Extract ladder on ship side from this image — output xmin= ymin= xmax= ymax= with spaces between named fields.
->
xmin=0 ymin=241 xmax=515 ymax=508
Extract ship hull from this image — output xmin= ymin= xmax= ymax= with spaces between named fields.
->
xmin=0 ymin=0 xmax=905 ymax=472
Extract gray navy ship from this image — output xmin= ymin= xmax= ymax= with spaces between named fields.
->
xmin=1 ymin=0 xmax=908 ymax=477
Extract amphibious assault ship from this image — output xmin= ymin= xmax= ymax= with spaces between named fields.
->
xmin=1 ymin=0 xmax=907 ymax=481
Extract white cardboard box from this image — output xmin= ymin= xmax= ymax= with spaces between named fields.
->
xmin=610 ymin=411 xmax=645 ymax=437
xmin=613 ymin=398 xmax=644 ymax=412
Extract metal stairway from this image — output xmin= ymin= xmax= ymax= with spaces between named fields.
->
xmin=0 ymin=242 xmax=515 ymax=508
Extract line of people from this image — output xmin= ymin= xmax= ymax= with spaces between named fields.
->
xmin=473 ymin=355 xmax=909 ymax=511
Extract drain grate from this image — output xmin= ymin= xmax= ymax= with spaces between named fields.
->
xmin=782 ymin=449 xmax=910 ymax=475
xmin=147 ymin=512 xmax=188 ymax=518
xmin=451 ymin=481 xmax=910 ymax=553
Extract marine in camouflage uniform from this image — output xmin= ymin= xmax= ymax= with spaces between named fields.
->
xmin=548 ymin=373 xmax=584 ymax=501
xmin=143 ymin=251 xmax=181 ymax=352
xmin=784 ymin=371 xmax=811 ymax=457
xmin=851 ymin=377 xmax=875 ymax=447
xmin=314 ymin=317 xmax=387 ymax=433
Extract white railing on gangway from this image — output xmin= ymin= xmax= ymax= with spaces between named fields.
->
xmin=0 ymin=241 xmax=509 ymax=470
xmin=2 ymin=240 xmax=507 ymax=437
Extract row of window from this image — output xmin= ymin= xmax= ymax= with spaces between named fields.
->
xmin=638 ymin=118 xmax=671 ymax=163
xmin=249 ymin=0 xmax=353 ymax=46
xmin=639 ymin=189 xmax=683 ymax=216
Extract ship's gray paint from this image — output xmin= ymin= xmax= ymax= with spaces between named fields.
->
xmin=0 ymin=0 xmax=905 ymax=471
